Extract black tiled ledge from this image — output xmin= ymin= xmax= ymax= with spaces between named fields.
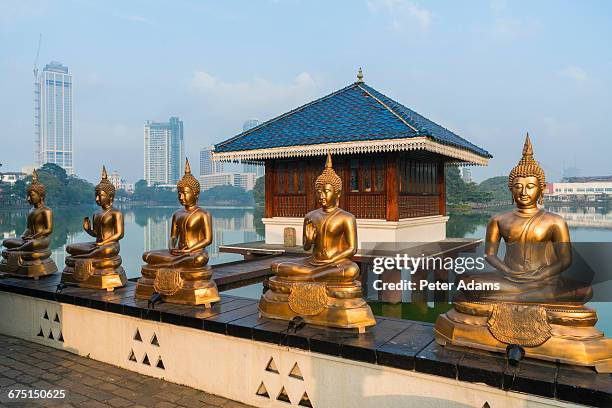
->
xmin=0 ymin=274 xmax=610 ymax=407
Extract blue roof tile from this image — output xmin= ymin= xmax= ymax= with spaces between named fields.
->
xmin=215 ymin=82 xmax=491 ymax=159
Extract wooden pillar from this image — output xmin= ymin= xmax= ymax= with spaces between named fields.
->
xmin=438 ymin=161 xmax=446 ymax=216
xmin=265 ymin=160 xmax=275 ymax=218
xmin=386 ymin=155 xmax=399 ymax=221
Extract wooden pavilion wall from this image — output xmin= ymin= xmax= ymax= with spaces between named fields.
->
xmin=264 ymin=152 xmax=447 ymax=220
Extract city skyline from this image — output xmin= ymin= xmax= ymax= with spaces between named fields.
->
xmin=1 ymin=1 xmax=612 ymax=184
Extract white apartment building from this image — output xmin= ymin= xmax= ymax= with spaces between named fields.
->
xmin=35 ymin=62 xmax=73 ymax=174
xmin=545 ymin=181 xmax=612 ymax=201
xmin=144 ymin=117 xmax=184 ymax=186
xmin=200 ymin=145 xmax=224 ymax=176
xmin=200 ymin=172 xmax=257 ymax=191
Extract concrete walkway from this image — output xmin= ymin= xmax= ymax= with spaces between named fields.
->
xmin=0 ymin=334 xmax=253 ymax=407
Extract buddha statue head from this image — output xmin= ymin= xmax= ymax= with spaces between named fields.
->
xmin=176 ymin=158 xmax=200 ymax=207
xmin=315 ymin=153 xmax=342 ymax=210
xmin=508 ymin=133 xmax=546 ymax=208
xmin=95 ymin=166 xmax=116 ymax=208
xmin=26 ymin=169 xmax=46 ymax=205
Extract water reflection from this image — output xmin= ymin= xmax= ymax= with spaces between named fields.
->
xmin=0 ymin=206 xmax=263 ymax=279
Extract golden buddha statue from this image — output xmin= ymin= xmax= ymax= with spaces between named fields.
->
xmin=61 ymin=166 xmax=127 ymax=291
xmin=435 ymin=134 xmax=612 ymax=372
xmin=135 ymin=159 xmax=219 ymax=307
xmin=259 ymin=154 xmax=376 ymax=332
xmin=0 ymin=170 xmax=58 ymax=278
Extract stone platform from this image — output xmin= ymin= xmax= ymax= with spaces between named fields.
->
xmin=0 ymin=274 xmax=610 ymax=407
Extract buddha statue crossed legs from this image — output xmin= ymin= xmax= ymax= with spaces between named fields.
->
xmin=135 ymin=159 xmax=219 ymax=306
xmin=435 ymin=135 xmax=612 ymax=372
xmin=62 ymin=166 xmax=127 ymax=290
xmin=0 ymin=170 xmax=57 ymax=278
xmin=259 ymin=154 xmax=376 ymax=332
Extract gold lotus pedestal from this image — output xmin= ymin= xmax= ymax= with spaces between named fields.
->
xmin=435 ymin=300 xmax=612 ymax=373
xmin=0 ymin=249 xmax=57 ymax=279
xmin=62 ymin=256 xmax=127 ymax=291
xmin=259 ymin=278 xmax=375 ymax=333
xmin=135 ymin=266 xmax=219 ymax=307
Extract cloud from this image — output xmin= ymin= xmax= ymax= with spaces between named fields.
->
xmin=367 ymin=0 xmax=431 ymax=31
xmin=558 ymin=66 xmax=588 ymax=82
xmin=475 ymin=1 xmax=541 ymax=42
xmin=190 ymin=71 xmax=316 ymax=109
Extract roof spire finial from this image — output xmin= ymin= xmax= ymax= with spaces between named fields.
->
xmin=356 ymin=67 xmax=364 ymax=83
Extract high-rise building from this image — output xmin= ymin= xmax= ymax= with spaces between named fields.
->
xmin=35 ymin=61 xmax=73 ymax=174
xmin=144 ymin=117 xmax=184 ymax=186
xmin=199 ymin=145 xmax=224 ymax=176
xmin=461 ymin=167 xmax=472 ymax=183
xmin=199 ymin=172 xmax=257 ymax=191
xmin=109 ymin=171 xmax=122 ymax=191
xmin=242 ymin=119 xmax=260 ymax=132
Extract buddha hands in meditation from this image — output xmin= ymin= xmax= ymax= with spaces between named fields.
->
xmin=62 ymin=166 xmax=126 ymax=289
xmin=461 ymin=134 xmax=586 ymax=303
xmin=260 ymin=154 xmax=375 ymax=331
xmin=136 ymin=158 xmax=219 ymax=306
xmin=0 ymin=169 xmax=57 ymax=277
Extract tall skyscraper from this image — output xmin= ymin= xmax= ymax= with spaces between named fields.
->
xmin=35 ymin=61 xmax=73 ymax=174
xmin=242 ymin=118 xmax=260 ymax=132
xmin=144 ymin=117 xmax=184 ymax=186
xmin=199 ymin=145 xmax=224 ymax=176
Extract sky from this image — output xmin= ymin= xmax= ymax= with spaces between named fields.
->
xmin=1 ymin=0 xmax=611 ymax=184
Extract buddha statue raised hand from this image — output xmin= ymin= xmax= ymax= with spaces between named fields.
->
xmin=61 ymin=166 xmax=127 ymax=290
xmin=0 ymin=169 xmax=58 ymax=278
xmin=135 ymin=158 xmax=220 ymax=306
xmin=259 ymin=154 xmax=376 ymax=332
xmin=435 ymin=134 xmax=612 ymax=373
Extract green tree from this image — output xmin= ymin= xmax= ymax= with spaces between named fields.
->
xmin=252 ymin=176 xmax=265 ymax=207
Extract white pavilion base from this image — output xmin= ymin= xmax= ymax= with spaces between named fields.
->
xmin=263 ymin=215 xmax=449 ymax=247
xmin=0 ymin=291 xmax=580 ymax=408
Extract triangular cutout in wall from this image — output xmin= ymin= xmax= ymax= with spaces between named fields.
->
xmin=255 ymin=382 xmax=269 ymax=398
xmin=289 ymin=362 xmax=303 ymax=380
xmin=48 ymin=330 xmax=54 ymax=340
xmin=299 ymin=391 xmax=313 ymax=407
xmin=53 ymin=312 xmax=60 ymax=323
xmin=482 ymin=403 xmax=491 ymax=408
xmin=156 ymin=357 xmax=165 ymax=369
xmin=134 ymin=329 xmax=142 ymax=342
xmin=36 ymin=328 xmax=44 ymax=337
xmin=151 ymin=333 xmax=159 ymax=347
xmin=142 ymin=353 xmax=150 ymax=366
xmin=265 ymin=357 xmax=279 ymax=374
xmin=58 ymin=332 xmax=64 ymax=342
xmin=128 ymin=350 xmax=137 ymax=362
xmin=43 ymin=310 xmax=49 ymax=320
xmin=276 ymin=386 xmax=291 ymax=404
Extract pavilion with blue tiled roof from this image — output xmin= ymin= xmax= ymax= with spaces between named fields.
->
xmin=213 ymin=70 xmax=491 ymax=245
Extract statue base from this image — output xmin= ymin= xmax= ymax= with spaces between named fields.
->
xmin=0 ymin=250 xmax=58 ymax=279
xmin=135 ymin=265 xmax=220 ymax=307
xmin=258 ymin=277 xmax=376 ymax=333
xmin=434 ymin=300 xmax=612 ymax=373
xmin=62 ymin=256 xmax=127 ymax=291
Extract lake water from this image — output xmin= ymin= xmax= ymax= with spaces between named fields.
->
xmin=1 ymin=204 xmax=610 ymax=334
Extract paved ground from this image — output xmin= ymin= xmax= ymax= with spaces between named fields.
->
xmin=0 ymin=334 xmax=253 ymax=408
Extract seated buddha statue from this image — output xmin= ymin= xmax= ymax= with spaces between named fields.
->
xmin=435 ymin=134 xmax=612 ymax=373
xmin=61 ymin=166 xmax=127 ymax=290
xmin=0 ymin=169 xmax=58 ymax=278
xmin=135 ymin=159 xmax=220 ymax=307
xmin=259 ymin=154 xmax=376 ymax=332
